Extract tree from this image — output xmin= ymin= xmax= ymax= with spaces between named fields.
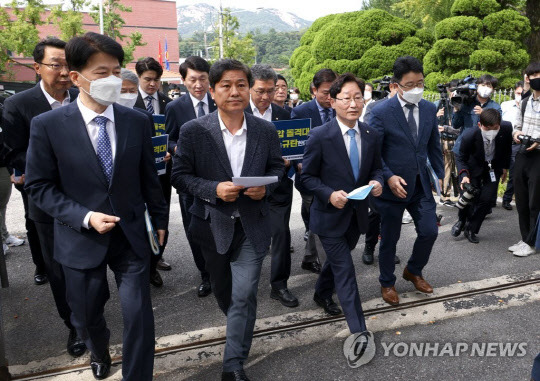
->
xmin=47 ymin=0 xmax=87 ymax=40
xmin=525 ymin=0 xmax=540 ymax=61
xmin=210 ymin=8 xmax=256 ymax=65
xmin=252 ymin=29 xmax=302 ymax=67
xmin=392 ymin=0 xmax=455 ymax=29
xmin=0 ymin=0 xmax=45 ymax=77
xmin=89 ymin=0 xmax=146 ymax=65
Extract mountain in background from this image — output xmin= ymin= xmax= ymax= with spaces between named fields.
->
xmin=177 ymin=3 xmax=312 ymax=37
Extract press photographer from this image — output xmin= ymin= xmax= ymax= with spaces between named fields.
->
xmin=451 ymin=109 xmax=512 ymax=243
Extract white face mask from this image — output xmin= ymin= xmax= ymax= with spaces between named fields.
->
xmin=364 ymin=90 xmax=372 ymax=101
xmin=401 ymin=87 xmax=423 ymax=104
xmin=290 ymin=93 xmax=299 ymax=100
xmin=515 ymin=94 xmax=522 ymax=103
xmin=79 ymin=73 xmax=122 ymax=106
xmin=477 ymin=85 xmax=493 ymax=99
xmin=117 ymin=93 xmax=138 ymax=108
xmin=481 ymin=128 xmax=499 ymax=141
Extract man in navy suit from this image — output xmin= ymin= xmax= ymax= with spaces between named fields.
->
xmin=165 ymin=56 xmax=217 ymax=297
xmin=370 ymin=56 xmax=444 ymax=306
xmin=244 ymin=64 xmax=298 ymax=308
xmin=301 ymin=73 xmax=383 ymax=331
xmin=291 ymin=69 xmax=337 ymax=275
xmin=25 ymin=32 xmax=168 ymax=380
xmin=171 ymin=59 xmax=284 ymax=381
xmin=1 ymin=37 xmax=86 ymax=356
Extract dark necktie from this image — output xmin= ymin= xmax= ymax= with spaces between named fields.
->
xmin=347 ymin=129 xmax=360 ymax=181
xmin=145 ymin=95 xmax=155 ymax=114
xmin=198 ymin=101 xmax=206 ymax=118
xmin=405 ymin=104 xmax=418 ymax=142
xmin=323 ymin=108 xmax=331 ymax=124
xmin=94 ymin=116 xmax=113 ymax=183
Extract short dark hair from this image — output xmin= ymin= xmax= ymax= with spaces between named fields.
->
xmin=479 ymin=108 xmax=501 ymax=127
xmin=33 ymin=37 xmax=66 ymax=63
xmin=525 ymin=62 xmax=540 ymax=77
xmin=251 ymin=64 xmax=277 ymax=83
xmin=393 ymin=56 xmax=424 ymax=82
xmin=329 ymin=73 xmax=365 ymax=99
xmin=477 ymin=74 xmax=498 ymax=88
xmin=277 ymin=74 xmax=287 ymax=85
xmin=65 ymin=32 xmax=124 ymax=72
xmin=179 ymin=56 xmax=210 ymax=79
xmin=209 ymin=59 xmax=252 ymax=88
xmin=312 ymin=69 xmax=337 ymax=89
xmin=515 ymin=81 xmax=524 ymax=89
xmin=135 ymin=57 xmax=163 ymax=78
xmin=365 ymin=82 xmax=374 ymax=91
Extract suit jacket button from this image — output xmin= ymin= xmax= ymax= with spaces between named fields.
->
xmin=231 ymin=216 xmax=235 ymax=219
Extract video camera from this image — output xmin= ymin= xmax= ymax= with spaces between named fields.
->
xmin=371 ymin=76 xmax=392 ymax=101
xmin=517 ymin=135 xmax=540 ymax=153
xmin=440 ymin=125 xmax=458 ymax=141
xmin=450 ymin=76 xmax=477 ymax=108
xmin=456 ymin=183 xmax=481 ymax=210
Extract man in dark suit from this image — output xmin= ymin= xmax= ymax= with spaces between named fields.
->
xmin=244 ymin=64 xmax=298 ymax=308
xmin=171 ymin=59 xmax=284 ymax=381
xmin=1 ymin=37 xmax=87 ymax=357
xmin=135 ymin=56 xmax=173 ymax=279
xmin=452 ymin=109 xmax=512 ymax=243
xmin=291 ymin=69 xmax=337 ymax=275
xmin=165 ymin=56 xmax=216 ymax=297
xmin=25 ymin=33 xmax=168 ymax=380
xmin=370 ymin=56 xmax=444 ymax=306
xmin=301 ymin=73 xmax=383 ymax=333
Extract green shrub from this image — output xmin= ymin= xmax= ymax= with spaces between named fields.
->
xmin=483 ymin=10 xmax=531 ymax=42
xmin=469 ymin=49 xmax=505 ymax=71
xmin=451 ymin=0 xmax=500 ymax=18
xmin=425 ymin=72 xmax=450 ymax=91
xmin=435 ymin=16 xmax=483 ymax=42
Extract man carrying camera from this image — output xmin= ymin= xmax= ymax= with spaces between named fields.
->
xmin=510 ymin=62 xmax=540 ymax=257
xmin=451 ymin=109 xmax=512 ymax=243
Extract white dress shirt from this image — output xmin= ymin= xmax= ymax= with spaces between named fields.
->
xmin=336 ymin=118 xmax=361 ymax=170
xmin=250 ymin=99 xmax=272 ymax=122
xmin=189 ymin=93 xmax=209 ymax=117
xmin=77 ymin=97 xmax=117 ymax=229
xmin=218 ymin=111 xmax=247 ymax=178
xmin=501 ymin=100 xmax=520 ymax=127
xmin=139 ymin=87 xmax=159 ymax=114
xmin=397 ymin=95 xmax=420 ymax=134
xmin=40 ymin=81 xmax=70 ymax=110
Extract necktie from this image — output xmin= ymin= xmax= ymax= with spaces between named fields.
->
xmin=94 ymin=116 xmax=113 ymax=184
xmin=323 ymin=108 xmax=331 ymax=124
xmin=405 ymin=104 xmax=418 ymax=142
xmin=347 ymin=129 xmax=360 ymax=181
xmin=198 ymin=101 xmax=206 ymax=118
xmin=145 ymin=95 xmax=155 ymax=114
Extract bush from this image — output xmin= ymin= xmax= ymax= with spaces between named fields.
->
xmin=415 ymin=28 xmax=435 ymax=47
xmin=451 ymin=0 xmax=500 ymax=18
xmin=357 ymin=45 xmax=401 ymax=80
xmin=425 ymin=72 xmax=450 ymax=91
xmin=430 ymin=39 xmax=476 ymax=73
xmin=435 ymin=16 xmax=483 ymax=42
xmin=312 ymin=34 xmax=375 ymax=61
xmin=469 ymin=49 xmax=505 ymax=72
xmin=483 ymin=10 xmax=531 ymax=43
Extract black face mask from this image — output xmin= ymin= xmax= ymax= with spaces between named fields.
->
xmin=530 ymin=77 xmax=540 ymax=91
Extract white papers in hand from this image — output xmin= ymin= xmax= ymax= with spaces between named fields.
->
xmin=347 ymin=184 xmax=374 ymax=200
xmin=232 ymin=176 xmax=279 ymax=187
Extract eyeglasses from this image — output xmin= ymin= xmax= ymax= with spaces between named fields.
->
xmin=334 ymin=96 xmax=364 ymax=106
xmin=398 ymin=82 xmax=425 ymax=90
xmin=38 ymin=62 xmax=69 ymax=71
xmin=253 ymin=89 xmax=276 ymax=96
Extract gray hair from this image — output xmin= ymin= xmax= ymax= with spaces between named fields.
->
xmin=121 ymin=68 xmax=139 ymax=86
xmin=250 ymin=64 xmax=277 ymax=84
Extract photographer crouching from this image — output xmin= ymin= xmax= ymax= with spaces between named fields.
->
xmin=451 ymin=109 xmax=512 ymax=243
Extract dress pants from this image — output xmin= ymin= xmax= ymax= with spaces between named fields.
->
xmin=34 ymin=221 xmax=73 ymax=329
xmin=374 ymin=176 xmax=438 ymax=287
xmin=440 ymin=140 xmax=457 ymax=201
xmin=178 ymin=192 xmax=209 ymax=281
xmin=0 ymin=168 xmax=12 ymax=242
xmin=502 ymin=144 xmax=520 ymax=203
xmin=316 ymin=210 xmax=367 ymax=333
xmin=514 ymin=150 xmax=540 ymax=245
xmin=268 ymin=179 xmax=293 ymax=290
xmin=364 ymin=198 xmax=380 ymax=248
xmin=63 ymin=227 xmax=154 ymax=381
xmin=457 ymin=173 xmax=499 ymax=234
xmin=150 ymin=172 xmax=171 ymax=274
xmin=190 ymin=216 xmax=265 ymax=372
xmin=14 ymin=184 xmax=45 ymax=273
xmin=300 ymin=193 xmax=321 ymax=264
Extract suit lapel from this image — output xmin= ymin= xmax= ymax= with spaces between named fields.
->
xmin=330 ymin=120 xmax=355 ymax=181
xmin=474 ymin=129 xmax=485 ymax=163
xmin=32 ymin=84 xmax=54 ymax=116
xmin=241 ymin=114 xmax=261 ymax=176
xmin=309 ymin=101 xmax=323 ymax=126
xmin=207 ymin=113 xmax=234 ymax=178
xmin=208 ymin=93 xmax=217 ymax=112
xmin=111 ymin=105 xmax=129 ymax=186
xmin=181 ymin=95 xmax=197 ymax=120
xmin=390 ymin=97 xmax=416 ymax=147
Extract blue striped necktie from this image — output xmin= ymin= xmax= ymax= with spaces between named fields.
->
xmin=145 ymin=95 xmax=155 ymax=114
xmin=347 ymin=129 xmax=360 ymax=181
xmin=94 ymin=116 xmax=113 ymax=183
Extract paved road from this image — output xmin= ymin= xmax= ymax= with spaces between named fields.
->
xmin=1 ymin=186 xmax=538 ymax=380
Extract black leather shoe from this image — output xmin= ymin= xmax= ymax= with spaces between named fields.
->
xmin=502 ymin=200 xmax=513 ymax=210
xmin=67 ymin=328 xmax=86 ymax=357
xmin=303 ymin=230 xmax=309 ymax=242
xmin=464 ymin=229 xmax=479 ymax=244
xmin=313 ymin=292 xmax=341 ymax=316
xmin=362 ymin=245 xmax=374 ymax=265
xmin=90 ymin=352 xmax=111 ymax=380
xmin=197 ymin=280 xmax=212 ymax=297
xmin=270 ymin=288 xmax=299 ymax=307
xmin=451 ymin=220 xmax=465 ymax=237
xmin=34 ymin=270 xmax=48 ymax=285
xmin=150 ymin=271 xmax=163 ymax=287
xmin=289 ymin=245 xmax=295 ymax=253
xmin=394 ymin=255 xmax=401 ymax=264
xmin=156 ymin=259 xmax=172 ymax=271
xmin=222 ymin=369 xmax=250 ymax=381
xmin=301 ymin=261 xmax=321 ymax=274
